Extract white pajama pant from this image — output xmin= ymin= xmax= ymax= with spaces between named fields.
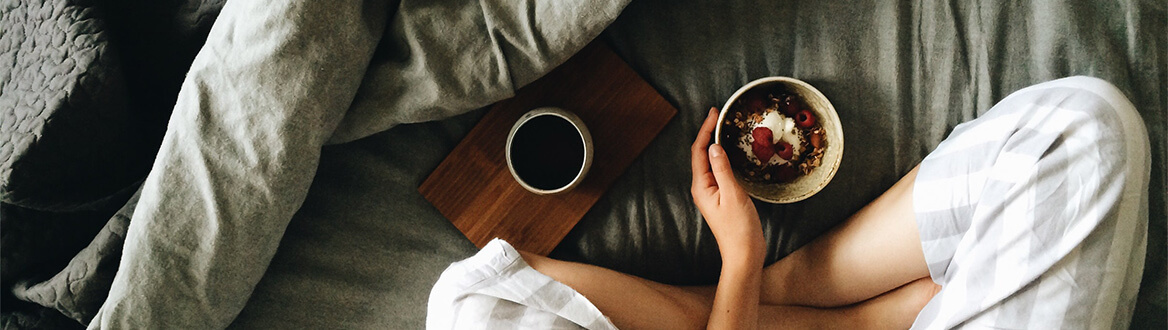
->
xmin=911 ymin=76 xmax=1151 ymax=329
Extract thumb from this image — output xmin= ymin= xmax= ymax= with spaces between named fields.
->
xmin=707 ymin=144 xmax=739 ymax=190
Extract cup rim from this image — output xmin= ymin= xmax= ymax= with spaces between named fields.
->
xmin=505 ymin=107 xmax=594 ymax=195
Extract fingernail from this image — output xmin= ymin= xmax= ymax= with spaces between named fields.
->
xmin=709 ymin=144 xmax=723 ymax=157
xmin=709 ymin=108 xmax=717 ymax=116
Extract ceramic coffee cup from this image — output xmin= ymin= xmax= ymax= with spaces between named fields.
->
xmin=506 ymin=107 xmax=594 ymax=195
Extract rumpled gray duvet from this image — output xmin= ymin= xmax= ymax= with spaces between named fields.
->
xmin=2 ymin=0 xmax=1164 ymax=329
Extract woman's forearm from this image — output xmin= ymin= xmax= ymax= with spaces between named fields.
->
xmin=707 ymin=253 xmax=763 ymax=330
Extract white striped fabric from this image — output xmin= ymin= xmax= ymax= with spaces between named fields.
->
xmin=911 ymin=76 xmax=1150 ymax=329
xmin=427 ymin=239 xmax=618 ymax=330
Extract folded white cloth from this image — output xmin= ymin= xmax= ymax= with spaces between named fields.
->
xmin=428 ymin=239 xmax=618 ymax=330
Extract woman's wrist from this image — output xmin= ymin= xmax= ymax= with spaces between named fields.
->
xmin=720 ymin=240 xmax=765 ymax=270
xmin=710 ymin=244 xmax=763 ymax=330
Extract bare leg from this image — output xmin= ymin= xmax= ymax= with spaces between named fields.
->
xmin=520 ymin=251 xmax=712 ymax=329
xmin=757 ymin=277 xmax=940 ymax=329
xmin=519 ymin=166 xmax=933 ymax=328
xmin=522 ymin=251 xmax=938 ymax=329
xmin=761 ymin=165 xmax=931 ymax=307
xmin=675 ymin=165 xmax=933 ymax=308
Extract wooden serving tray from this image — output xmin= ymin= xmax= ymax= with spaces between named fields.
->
xmin=418 ymin=41 xmax=677 ymax=256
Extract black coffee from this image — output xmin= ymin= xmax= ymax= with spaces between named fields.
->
xmin=509 ymin=115 xmax=585 ymax=191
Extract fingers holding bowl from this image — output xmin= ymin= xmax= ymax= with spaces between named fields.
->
xmin=707 ymin=144 xmax=737 ymax=189
xmin=691 ymin=108 xmax=720 ymax=187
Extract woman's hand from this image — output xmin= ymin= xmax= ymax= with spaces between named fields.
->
xmin=692 ymin=107 xmax=765 ymax=330
xmin=690 ymin=108 xmax=765 ymax=265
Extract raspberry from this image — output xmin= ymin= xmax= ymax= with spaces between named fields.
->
xmin=795 ymin=110 xmax=817 ymax=128
xmin=780 ymin=95 xmax=800 ymax=116
xmin=747 ymin=97 xmax=767 ymax=113
xmin=751 ymin=127 xmax=775 ymax=162
xmin=775 ymin=164 xmax=799 ymax=182
xmin=775 ymin=141 xmax=793 ymax=160
xmin=751 ymin=126 xmax=774 ymax=145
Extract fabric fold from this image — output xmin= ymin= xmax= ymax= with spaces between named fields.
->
xmin=428 ymin=239 xmax=617 ymax=330
xmin=89 ymin=1 xmax=389 ymax=328
xmin=326 ymin=0 xmax=630 ymax=144
xmin=89 ymin=0 xmax=630 ymax=328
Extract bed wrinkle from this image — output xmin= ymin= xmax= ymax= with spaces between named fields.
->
xmin=476 ymin=0 xmax=520 ymax=93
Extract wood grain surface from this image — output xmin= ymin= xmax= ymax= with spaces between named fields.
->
xmin=418 ymin=41 xmax=677 ymax=256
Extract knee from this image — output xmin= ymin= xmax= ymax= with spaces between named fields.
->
xmin=1059 ymin=76 xmax=1150 ymax=178
xmin=1016 ymin=77 xmax=1152 ymax=231
xmin=1007 ymin=76 xmax=1150 ymax=175
xmin=1025 ymin=76 xmax=1145 ymax=138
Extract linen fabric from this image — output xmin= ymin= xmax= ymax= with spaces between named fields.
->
xmin=427 ymin=239 xmax=617 ymax=330
xmin=912 ymin=77 xmax=1150 ymax=329
xmin=86 ymin=0 xmax=629 ymax=328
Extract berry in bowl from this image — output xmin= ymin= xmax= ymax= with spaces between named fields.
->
xmin=714 ymin=77 xmax=844 ymax=203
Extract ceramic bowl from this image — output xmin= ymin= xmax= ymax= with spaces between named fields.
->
xmin=714 ymin=77 xmax=844 ymax=204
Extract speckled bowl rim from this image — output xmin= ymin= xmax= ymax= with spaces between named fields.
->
xmin=714 ymin=77 xmax=844 ymax=204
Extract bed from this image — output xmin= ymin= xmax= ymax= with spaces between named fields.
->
xmin=2 ymin=0 xmax=1163 ymax=328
